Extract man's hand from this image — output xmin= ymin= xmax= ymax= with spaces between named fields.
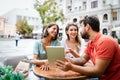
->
xmin=55 ymin=58 xmax=73 ymax=71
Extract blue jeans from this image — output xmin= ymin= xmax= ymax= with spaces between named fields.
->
xmin=15 ymin=40 xmax=18 ymax=46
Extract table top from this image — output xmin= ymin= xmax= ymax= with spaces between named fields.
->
xmin=33 ymin=65 xmax=87 ymax=80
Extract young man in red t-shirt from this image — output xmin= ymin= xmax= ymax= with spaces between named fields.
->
xmin=55 ymin=16 xmax=120 ymax=80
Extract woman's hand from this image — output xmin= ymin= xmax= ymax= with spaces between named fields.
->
xmin=65 ymin=48 xmax=74 ymax=54
xmin=40 ymin=64 xmax=50 ymax=71
xmin=65 ymin=48 xmax=80 ymax=58
xmin=55 ymin=58 xmax=73 ymax=71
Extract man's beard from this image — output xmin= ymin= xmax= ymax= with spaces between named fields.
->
xmin=80 ymin=31 xmax=89 ymax=39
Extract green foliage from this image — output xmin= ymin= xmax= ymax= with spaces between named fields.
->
xmin=0 ymin=66 xmax=25 ymax=80
xmin=34 ymin=0 xmax=65 ymax=25
xmin=16 ymin=19 xmax=33 ymax=35
xmin=118 ymin=38 xmax=120 ymax=44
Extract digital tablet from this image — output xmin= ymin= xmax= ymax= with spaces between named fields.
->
xmin=46 ymin=46 xmax=65 ymax=67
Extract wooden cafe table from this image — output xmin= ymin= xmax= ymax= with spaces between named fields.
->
xmin=33 ymin=65 xmax=87 ymax=80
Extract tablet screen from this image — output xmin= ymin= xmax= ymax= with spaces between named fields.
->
xmin=46 ymin=46 xmax=65 ymax=67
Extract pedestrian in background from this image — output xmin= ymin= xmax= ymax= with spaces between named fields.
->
xmin=14 ymin=32 xmax=20 ymax=47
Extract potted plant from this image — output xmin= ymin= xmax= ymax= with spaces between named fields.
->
xmin=0 ymin=66 xmax=25 ymax=80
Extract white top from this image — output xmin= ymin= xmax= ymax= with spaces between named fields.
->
xmin=14 ymin=33 xmax=20 ymax=40
xmin=61 ymin=37 xmax=86 ymax=58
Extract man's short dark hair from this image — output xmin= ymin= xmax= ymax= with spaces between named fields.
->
xmin=80 ymin=16 xmax=100 ymax=32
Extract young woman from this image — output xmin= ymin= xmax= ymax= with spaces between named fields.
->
xmin=31 ymin=23 xmax=61 ymax=70
xmin=61 ymin=23 xmax=81 ymax=58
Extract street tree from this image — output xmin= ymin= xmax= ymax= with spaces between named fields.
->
xmin=16 ymin=19 xmax=33 ymax=36
xmin=34 ymin=0 xmax=65 ymax=25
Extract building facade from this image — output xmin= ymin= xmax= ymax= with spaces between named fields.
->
xmin=0 ymin=17 xmax=5 ymax=37
xmin=63 ymin=0 xmax=120 ymax=38
xmin=0 ymin=8 xmax=42 ymax=37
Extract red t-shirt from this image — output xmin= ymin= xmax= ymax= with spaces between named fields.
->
xmin=85 ymin=33 xmax=120 ymax=80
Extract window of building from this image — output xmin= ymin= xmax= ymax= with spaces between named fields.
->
xmin=23 ymin=16 xmax=27 ymax=20
xmin=111 ymin=31 xmax=118 ymax=38
xmin=112 ymin=0 xmax=118 ymax=5
xmin=75 ymin=7 xmax=77 ymax=10
xmin=91 ymin=0 xmax=98 ymax=8
xmin=67 ymin=6 xmax=72 ymax=12
xmin=28 ymin=17 xmax=31 ymax=20
xmin=83 ymin=1 xmax=86 ymax=10
xmin=32 ymin=17 xmax=34 ymax=21
xmin=73 ymin=18 xmax=77 ymax=23
xmin=103 ymin=28 xmax=108 ymax=35
xmin=16 ymin=15 xmax=22 ymax=22
xmin=0 ymin=22 xmax=1 ymax=28
xmin=35 ymin=26 xmax=39 ymax=30
xmin=112 ymin=12 xmax=117 ymax=21
xmin=103 ymin=14 xmax=108 ymax=20
xmin=60 ymin=0 xmax=63 ymax=2
xmin=103 ymin=14 xmax=108 ymax=22
xmin=36 ymin=18 xmax=38 ymax=21
xmin=4 ymin=17 xmax=8 ymax=23
xmin=103 ymin=0 xmax=106 ymax=5
xmin=79 ymin=6 xmax=81 ymax=11
xmin=70 ymin=0 xmax=72 ymax=4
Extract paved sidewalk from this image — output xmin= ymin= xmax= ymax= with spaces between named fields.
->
xmin=0 ymin=39 xmax=37 ymax=65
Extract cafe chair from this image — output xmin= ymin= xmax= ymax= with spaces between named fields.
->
xmin=3 ymin=55 xmax=28 ymax=69
xmin=3 ymin=55 xmax=31 ymax=78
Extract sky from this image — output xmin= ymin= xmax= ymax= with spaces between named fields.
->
xmin=0 ymin=0 xmax=35 ymax=15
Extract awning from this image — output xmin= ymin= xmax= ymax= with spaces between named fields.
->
xmin=32 ymin=28 xmax=42 ymax=34
xmin=111 ymin=27 xmax=120 ymax=31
